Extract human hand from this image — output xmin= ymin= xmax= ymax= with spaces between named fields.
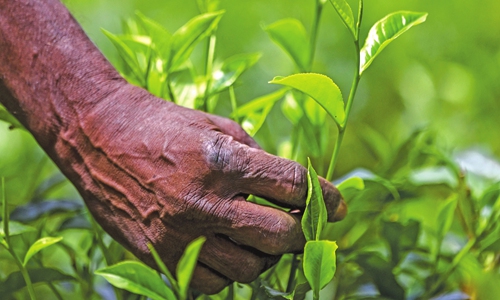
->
xmin=49 ymin=84 xmax=349 ymax=294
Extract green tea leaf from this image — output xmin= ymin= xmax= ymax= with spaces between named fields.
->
xmin=96 ymin=261 xmax=176 ymax=300
xmin=0 ymin=221 xmax=36 ymax=237
xmin=437 ymin=194 xmax=458 ymax=238
xmin=196 ymin=0 xmax=220 ymax=13
xmin=233 ymin=89 xmax=286 ymax=118
xmin=241 ymin=102 xmax=274 ymax=137
xmin=177 ymin=237 xmax=206 ymax=300
xmin=135 ymin=11 xmax=172 ymax=54
xmin=23 ymin=236 xmax=63 ymax=266
xmin=281 ymin=92 xmax=303 ymax=125
xmin=265 ymin=19 xmax=311 ymax=72
xmin=360 ymin=11 xmax=428 ymax=74
xmin=303 ymin=240 xmax=338 ymax=297
xmin=170 ymin=11 xmax=224 ymax=72
xmin=270 ymin=73 xmax=345 ymax=126
xmin=210 ymin=53 xmax=261 ymax=94
xmin=302 ymin=159 xmax=328 ymax=241
xmin=101 ymin=29 xmax=145 ymax=85
xmin=329 ymin=0 xmax=356 ymax=37
xmin=337 ymin=176 xmax=365 ymax=193
xmin=148 ymin=243 xmax=178 ymax=294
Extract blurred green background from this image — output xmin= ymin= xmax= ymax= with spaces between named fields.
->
xmin=3 ymin=0 xmax=500 ymax=190
xmin=1 ymin=1 xmax=500 ymax=299
xmin=63 ymin=0 xmax=500 ymax=172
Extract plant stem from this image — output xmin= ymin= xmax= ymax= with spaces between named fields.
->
xmin=91 ymin=218 xmax=124 ymax=300
xmin=2 ymin=178 xmax=38 ymax=300
xmin=308 ymin=1 xmax=324 ymax=71
xmin=424 ymin=237 xmax=477 ymax=298
xmin=202 ymin=34 xmax=217 ymax=112
xmin=229 ymin=86 xmax=238 ymax=122
xmin=326 ymin=39 xmax=361 ymax=181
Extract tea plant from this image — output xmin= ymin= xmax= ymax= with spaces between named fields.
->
xmin=2 ymin=0 xmax=500 ymax=299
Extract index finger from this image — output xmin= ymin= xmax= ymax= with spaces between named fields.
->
xmin=208 ymin=137 xmax=345 ymax=221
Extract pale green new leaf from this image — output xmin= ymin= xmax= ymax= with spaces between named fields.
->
xmin=147 ymin=243 xmax=178 ymax=294
xmin=177 ymin=237 xmax=206 ymax=300
xmin=241 ymin=103 xmax=274 ymax=137
xmin=302 ymin=159 xmax=328 ymax=241
xmin=101 ymin=29 xmax=144 ymax=84
xmin=210 ymin=53 xmax=261 ymax=94
xmin=270 ymin=73 xmax=345 ymax=126
xmin=360 ymin=11 xmax=428 ymax=74
xmin=329 ymin=0 xmax=356 ymax=37
xmin=303 ymin=240 xmax=338 ymax=296
xmin=23 ymin=237 xmax=63 ymax=266
xmin=265 ymin=19 xmax=311 ymax=72
xmin=170 ymin=11 xmax=224 ymax=72
xmin=96 ymin=261 xmax=176 ymax=300
xmin=135 ymin=11 xmax=172 ymax=55
xmin=232 ymin=89 xmax=287 ymax=118
xmin=337 ymin=176 xmax=365 ymax=193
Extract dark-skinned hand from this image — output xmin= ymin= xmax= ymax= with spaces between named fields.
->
xmin=0 ymin=0 xmax=346 ymax=294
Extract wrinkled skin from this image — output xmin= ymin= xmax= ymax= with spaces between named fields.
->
xmin=0 ymin=0 xmax=346 ymax=294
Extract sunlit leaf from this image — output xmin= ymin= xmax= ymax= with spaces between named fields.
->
xmin=135 ymin=11 xmax=172 ymax=54
xmin=329 ymin=0 xmax=356 ymax=37
xmin=148 ymin=243 xmax=178 ymax=294
xmin=304 ymin=96 xmax=327 ymax=126
xmin=23 ymin=237 xmax=63 ymax=266
xmin=281 ymin=92 xmax=303 ymax=125
xmin=303 ymin=240 xmax=338 ymax=297
xmin=233 ymin=89 xmax=286 ymax=118
xmin=302 ymin=159 xmax=328 ymax=241
xmin=177 ymin=236 xmax=206 ymax=300
xmin=265 ymin=18 xmax=311 ymax=72
xmin=170 ymin=11 xmax=224 ymax=72
xmin=96 ymin=261 xmax=176 ymax=300
xmin=270 ymin=73 xmax=345 ymax=126
xmin=360 ymin=11 xmax=428 ymax=74
xmin=337 ymin=176 xmax=365 ymax=193
xmin=101 ymin=29 xmax=145 ymax=85
xmin=210 ymin=53 xmax=261 ymax=94
xmin=233 ymin=89 xmax=286 ymax=136
xmin=241 ymin=103 xmax=274 ymax=137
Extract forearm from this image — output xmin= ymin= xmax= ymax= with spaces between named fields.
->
xmin=0 ymin=0 xmax=152 ymax=249
xmin=0 ymin=0 xmax=125 ymax=148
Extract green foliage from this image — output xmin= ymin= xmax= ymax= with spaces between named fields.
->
xmin=23 ymin=237 xmax=63 ymax=266
xmin=302 ymin=159 xmax=328 ymax=242
xmin=303 ymin=241 xmax=338 ymax=300
xmin=2 ymin=0 xmax=500 ymax=299
xmin=270 ymin=73 xmax=345 ymax=126
xmin=96 ymin=261 xmax=177 ymax=300
xmin=265 ymin=19 xmax=311 ymax=72
xmin=360 ymin=11 xmax=428 ymax=74
xmin=329 ymin=0 xmax=356 ymax=37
